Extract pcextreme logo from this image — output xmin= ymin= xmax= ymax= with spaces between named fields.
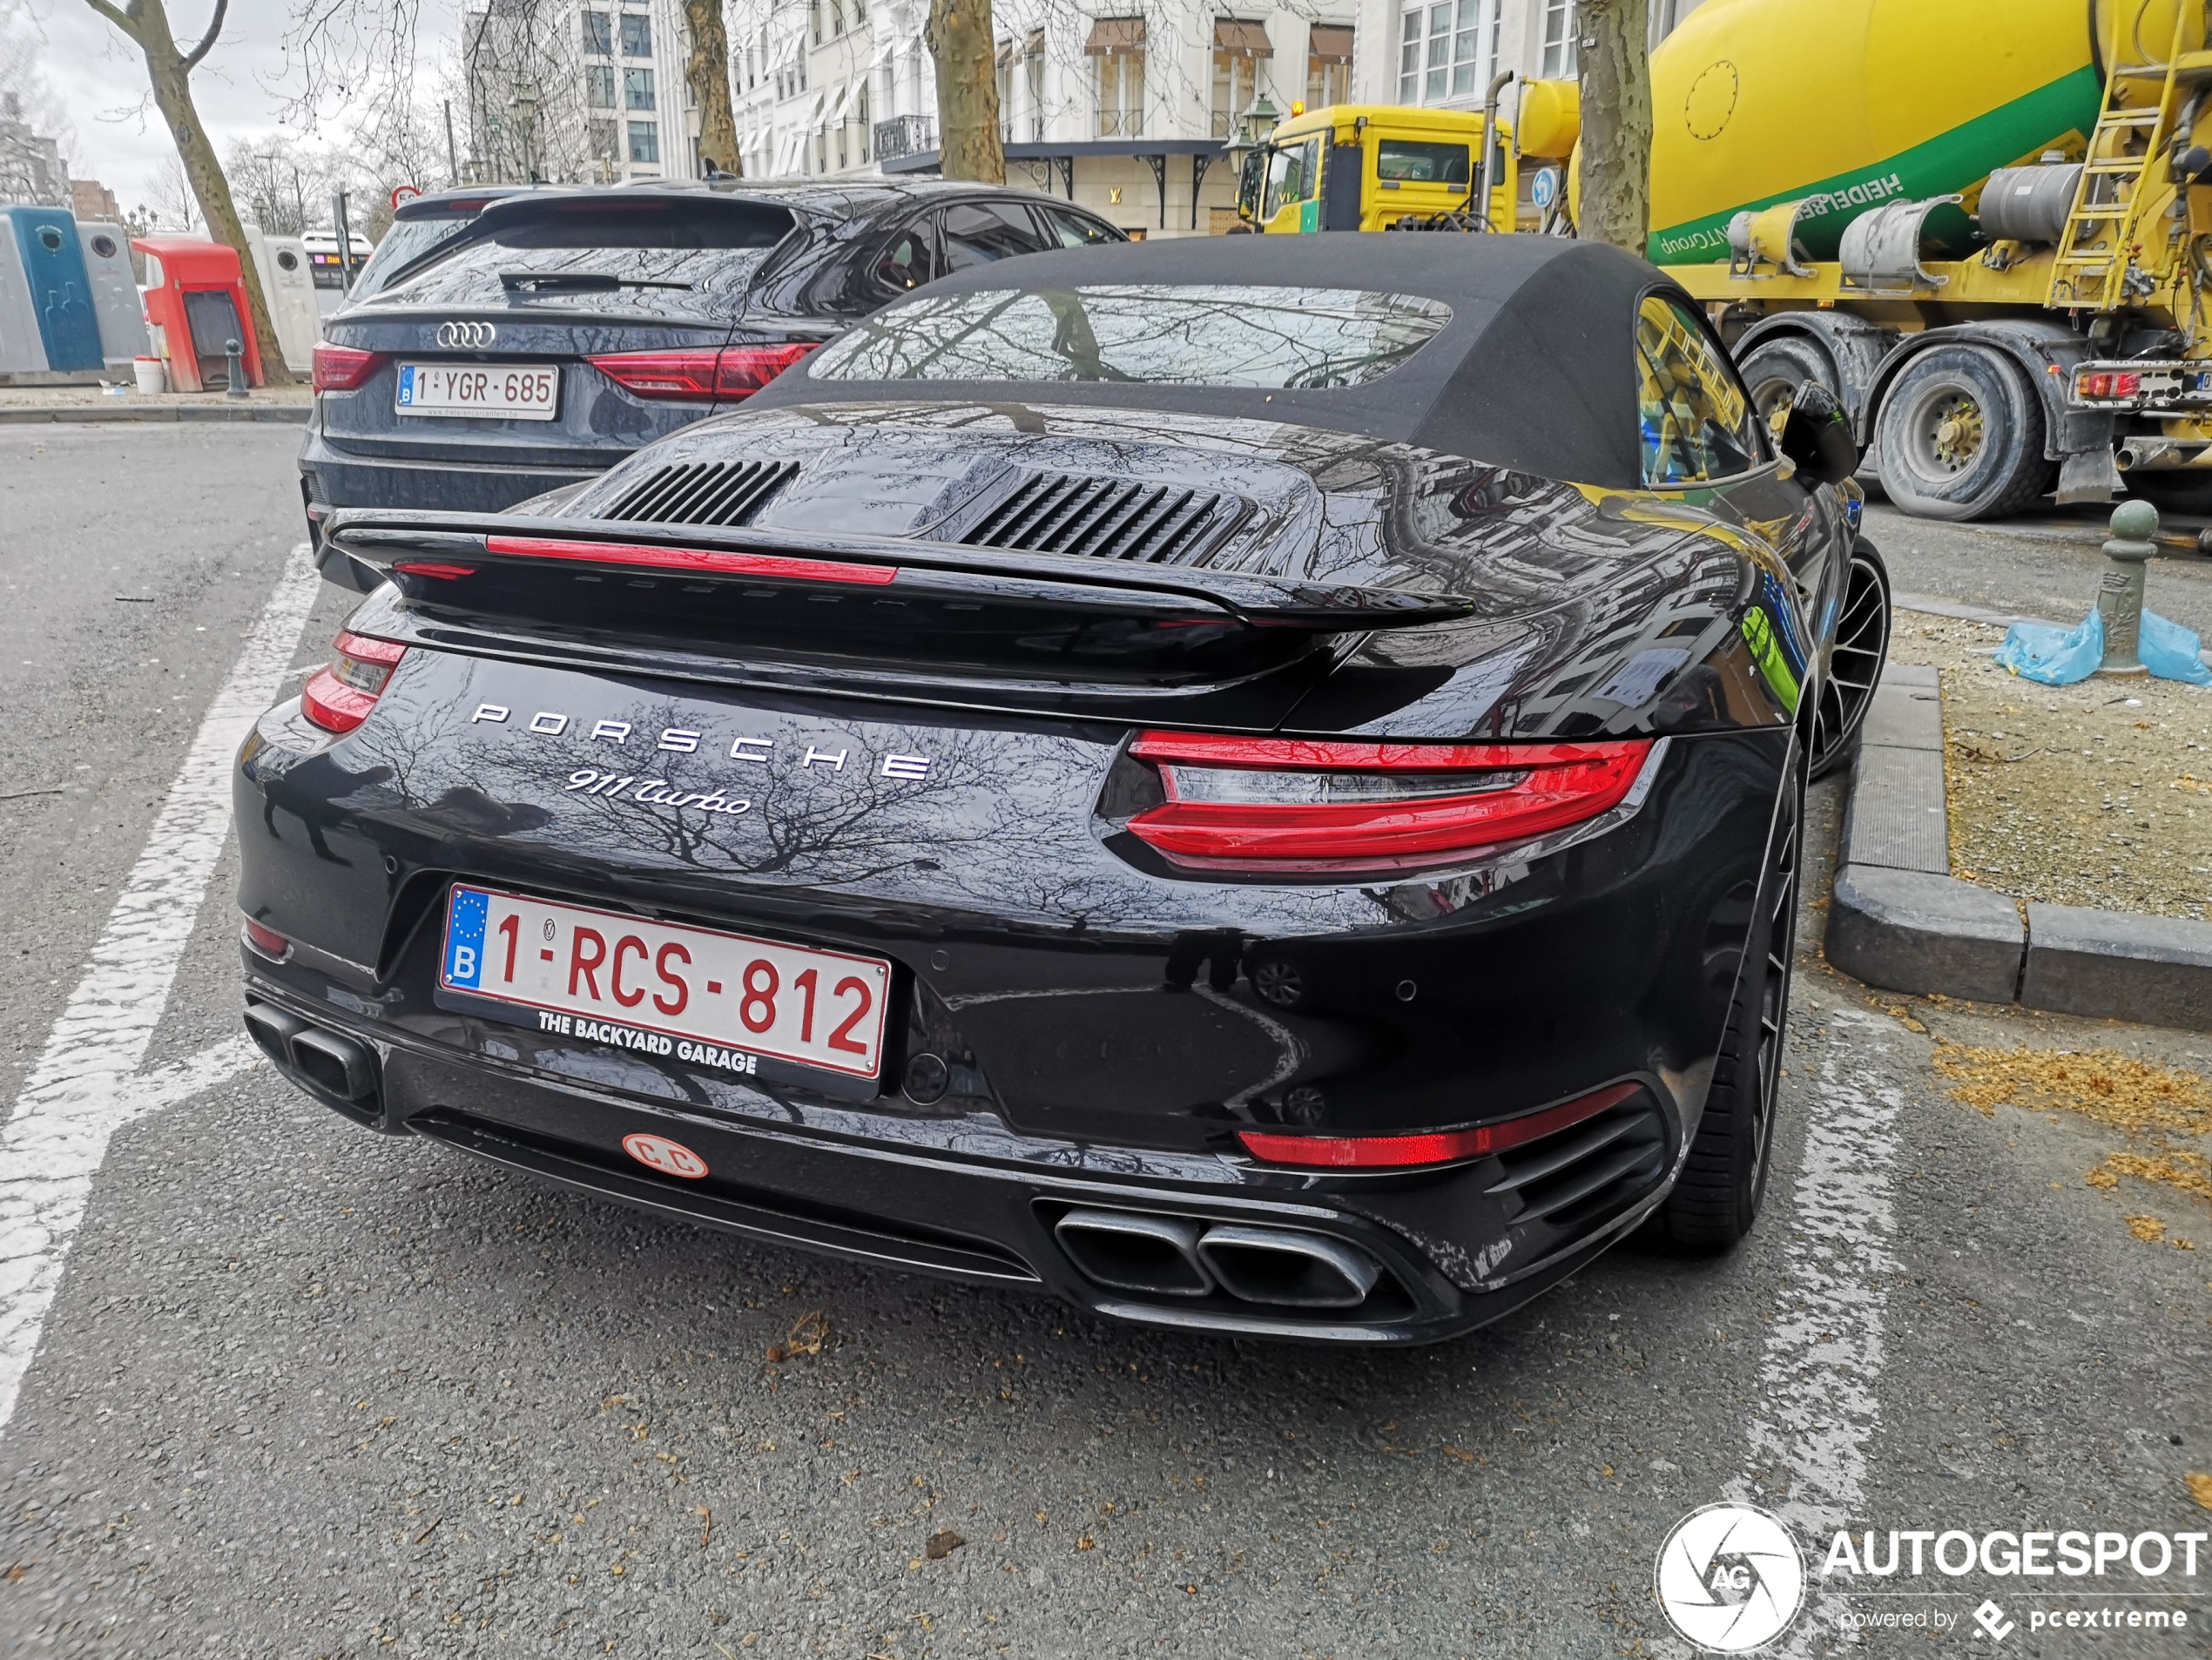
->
xmin=1655 ymin=1503 xmax=1807 ymax=1651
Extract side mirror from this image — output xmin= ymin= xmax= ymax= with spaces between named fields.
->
xmin=1238 ymin=149 xmax=1267 ymax=219
xmin=1775 ymin=381 xmax=1858 ymax=489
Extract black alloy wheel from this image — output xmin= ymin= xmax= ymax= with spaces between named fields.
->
xmin=1807 ymin=537 xmax=1892 ymax=781
xmin=1659 ymin=747 xmax=1804 ymax=1250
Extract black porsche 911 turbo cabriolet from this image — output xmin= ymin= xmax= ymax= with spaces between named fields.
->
xmin=235 ymin=235 xmax=1890 ymax=1344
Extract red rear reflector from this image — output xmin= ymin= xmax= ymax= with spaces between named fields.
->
xmin=393 ymin=561 xmax=477 ymax=579
xmin=587 ymin=342 xmax=818 ymax=401
xmin=242 ymin=920 xmax=291 ymax=961
xmin=312 ymin=342 xmax=384 ymax=392
xmin=1237 ymin=1082 xmax=1644 ymax=1169
xmin=483 ymin=534 xmax=898 ymax=586
xmin=302 ymin=630 xmax=408 ymax=734
xmin=2113 ymin=371 xmax=2141 ymax=396
xmin=1123 ymin=733 xmax=1652 ymax=867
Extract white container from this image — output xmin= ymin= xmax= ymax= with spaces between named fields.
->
xmin=133 ymin=355 xmax=166 ymax=395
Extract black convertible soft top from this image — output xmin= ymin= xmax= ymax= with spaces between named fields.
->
xmin=752 ymin=233 xmax=1691 ymax=489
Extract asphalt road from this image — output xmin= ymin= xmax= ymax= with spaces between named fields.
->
xmin=1 ymin=433 xmax=2208 ymax=1658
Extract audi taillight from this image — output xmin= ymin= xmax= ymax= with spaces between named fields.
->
xmin=312 ymin=342 xmax=385 ymax=392
xmin=587 ymin=342 xmax=818 ymax=401
xmin=1119 ymin=732 xmax=1656 ymax=873
xmin=1237 ymin=1082 xmax=1644 ymax=1169
xmin=302 ymin=631 xmax=408 ymax=733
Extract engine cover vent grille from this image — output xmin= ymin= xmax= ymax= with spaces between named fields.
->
xmin=959 ymin=471 xmax=1250 ymax=564
xmin=602 ymin=458 xmax=799 ymax=526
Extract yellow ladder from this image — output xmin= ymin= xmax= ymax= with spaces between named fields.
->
xmin=2046 ymin=3 xmax=2208 ymax=310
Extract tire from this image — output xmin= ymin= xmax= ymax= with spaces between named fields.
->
xmin=1737 ymin=337 xmax=1838 ymax=432
xmin=1658 ymin=747 xmax=1804 ymax=1250
xmin=1806 ymin=537 xmax=1892 ymax=781
xmin=1874 ymin=344 xmax=2055 ymax=522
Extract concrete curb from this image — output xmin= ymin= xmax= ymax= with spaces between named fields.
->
xmin=1823 ymin=661 xmax=2212 ymax=1031
xmin=0 ymin=403 xmax=309 ymax=425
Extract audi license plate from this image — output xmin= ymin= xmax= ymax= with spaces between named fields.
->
xmin=395 ymin=362 xmax=560 ymax=419
xmin=439 ymin=885 xmax=891 ymax=1079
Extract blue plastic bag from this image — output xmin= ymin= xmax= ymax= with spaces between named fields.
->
xmin=1995 ymin=610 xmax=2103 ymax=685
xmin=2141 ymin=609 xmax=2212 ymax=685
xmin=1995 ymin=607 xmax=2212 ymax=685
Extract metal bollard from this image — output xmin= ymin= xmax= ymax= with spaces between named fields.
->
xmin=224 ymin=338 xmax=248 ymax=400
xmin=2095 ymin=498 xmax=2157 ymax=675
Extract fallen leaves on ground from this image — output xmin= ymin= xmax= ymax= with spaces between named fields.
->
xmin=2126 ymin=1215 xmax=2168 ymax=1243
xmin=766 ymin=1308 xmax=833 ymax=1363
xmin=1932 ymin=1043 xmax=2212 ymax=1136
xmin=2188 ymin=1473 xmax=2212 ymax=1511
xmin=925 ymin=1529 xmax=964 ymax=1560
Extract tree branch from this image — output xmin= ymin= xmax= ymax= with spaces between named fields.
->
xmin=79 ymin=0 xmax=137 ymax=42
xmin=181 ymin=0 xmax=229 ymax=71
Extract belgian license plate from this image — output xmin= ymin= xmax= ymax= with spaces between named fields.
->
xmin=439 ymin=885 xmax=891 ymax=1079
xmin=395 ymin=361 xmax=560 ymax=419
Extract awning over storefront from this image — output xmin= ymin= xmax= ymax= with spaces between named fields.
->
xmin=1308 ymin=24 xmax=1354 ymax=62
xmin=1083 ymin=17 xmax=1146 ymax=54
xmin=1211 ymin=19 xmax=1272 ymax=57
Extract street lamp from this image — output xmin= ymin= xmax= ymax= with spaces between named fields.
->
xmin=511 ymin=78 xmax=540 ymax=183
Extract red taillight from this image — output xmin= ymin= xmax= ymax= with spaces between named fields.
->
xmin=1236 ymin=1081 xmax=1644 ymax=1169
xmin=1122 ymin=732 xmax=1654 ymax=870
xmin=587 ymin=342 xmax=818 ymax=401
xmin=301 ymin=630 xmax=408 ymax=733
xmin=312 ymin=342 xmax=385 ymax=392
xmin=482 ymin=533 xmax=898 ymax=585
xmin=2080 ymin=372 xmax=2113 ymax=398
xmin=2113 ymin=370 xmax=2141 ymax=396
xmin=242 ymin=920 xmax=291 ymax=961
xmin=392 ymin=561 xmax=478 ymax=580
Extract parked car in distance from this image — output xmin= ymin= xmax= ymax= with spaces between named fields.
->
xmin=302 ymin=180 xmax=1124 ymax=590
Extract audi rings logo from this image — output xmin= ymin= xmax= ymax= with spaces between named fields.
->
xmin=435 ymin=320 xmax=497 ymax=349
xmin=1655 ymin=1503 xmax=1807 ymax=1651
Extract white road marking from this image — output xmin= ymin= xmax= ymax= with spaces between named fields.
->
xmin=1735 ymin=1050 xmax=1907 ymax=1654
xmin=0 ymin=544 xmax=321 ymax=1436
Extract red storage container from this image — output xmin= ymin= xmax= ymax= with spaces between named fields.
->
xmin=131 ymin=235 xmax=265 ymax=393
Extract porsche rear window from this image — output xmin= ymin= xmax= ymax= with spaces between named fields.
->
xmin=808 ymin=284 xmax=1453 ymax=389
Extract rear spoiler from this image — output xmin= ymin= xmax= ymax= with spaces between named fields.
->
xmin=324 ymin=509 xmax=1478 ymax=633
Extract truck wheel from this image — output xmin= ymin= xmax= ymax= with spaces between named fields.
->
xmin=1738 ymin=337 xmax=1837 ymax=429
xmin=1875 ymin=345 xmax=2053 ymax=521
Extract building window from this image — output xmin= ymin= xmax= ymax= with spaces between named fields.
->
xmin=857 ymin=83 xmax=871 ymax=161
xmin=1086 ymin=17 xmax=1145 ymax=138
xmin=619 ymin=12 xmax=651 ymax=57
xmin=628 ymin=119 xmax=660 ymax=163
xmin=624 ymin=67 xmax=656 ymax=110
xmin=1024 ymin=35 xmax=1044 ymax=139
xmin=588 ymin=118 xmax=618 ymax=164
xmin=1307 ymin=24 xmax=1353 ymax=109
xmin=1541 ymin=0 xmax=1576 ymax=77
xmin=831 ymin=0 xmax=845 ymax=35
xmin=582 ymin=10 xmax=611 ymax=54
xmin=1210 ymin=20 xmax=1271 ymax=141
xmin=1399 ymin=0 xmax=1495 ymax=104
xmin=586 ymin=64 xmax=617 ymax=107
xmin=996 ymin=38 xmax=1014 ymax=139
xmin=810 ymin=0 xmax=821 ymax=45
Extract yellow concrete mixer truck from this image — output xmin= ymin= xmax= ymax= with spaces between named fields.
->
xmin=1642 ymin=0 xmax=2212 ymax=520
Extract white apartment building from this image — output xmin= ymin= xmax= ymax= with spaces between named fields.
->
xmin=726 ymin=0 xmax=1706 ymax=233
xmin=463 ymin=0 xmax=704 ymax=186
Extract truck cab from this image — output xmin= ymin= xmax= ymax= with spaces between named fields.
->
xmin=1236 ymin=105 xmax=1516 ymax=234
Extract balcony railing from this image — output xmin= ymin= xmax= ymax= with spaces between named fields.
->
xmin=1096 ymin=107 xmax=1144 ymax=138
xmin=873 ymin=113 xmax=934 ymax=161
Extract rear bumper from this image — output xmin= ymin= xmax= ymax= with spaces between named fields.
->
xmin=240 ymin=969 xmax=1689 ymax=1344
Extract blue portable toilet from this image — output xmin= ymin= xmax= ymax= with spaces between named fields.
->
xmin=4 ymin=206 xmax=105 ymax=373
xmin=0 ymin=229 xmax=45 ymax=376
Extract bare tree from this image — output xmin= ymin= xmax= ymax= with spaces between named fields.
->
xmin=71 ymin=0 xmax=293 ymax=381
xmin=1575 ymin=0 xmax=1652 ymax=254
xmin=926 ymin=0 xmax=1001 ymax=184
xmin=683 ymin=0 xmax=740 ymax=174
xmin=149 ymin=153 xmax=200 ymax=229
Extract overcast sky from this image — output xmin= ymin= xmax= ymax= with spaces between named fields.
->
xmin=28 ymin=0 xmax=455 ymax=218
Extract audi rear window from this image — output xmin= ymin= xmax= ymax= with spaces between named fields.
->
xmin=809 ymin=284 xmax=1453 ymax=388
xmin=349 ymin=213 xmax=477 ymax=300
xmin=368 ymin=200 xmax=795 ymax=321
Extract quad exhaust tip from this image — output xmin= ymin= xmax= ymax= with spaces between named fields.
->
xmin=1054 ymin=1208 xmax=1383 ymax=1310
xmin=244 ymin=1002 xmax=378 ymax=1103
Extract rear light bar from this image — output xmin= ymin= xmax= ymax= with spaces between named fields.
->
xmin=311 ymin=342 xmax=385 ymax=392
xmin=1123 ymin=732 xmax=1655 ymax=868
xmin=587 ymin=342 xmax=818 ymax=402
xmin=302 ymin=630 xmax=408 ymax=733
xmin=1237 ymin=1081 xmax=1644 ymax=1169
xmin=482 ymin=533 xmax=898 ymax=585
xmin=242 ymin=919 xmax=292 ymax=962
